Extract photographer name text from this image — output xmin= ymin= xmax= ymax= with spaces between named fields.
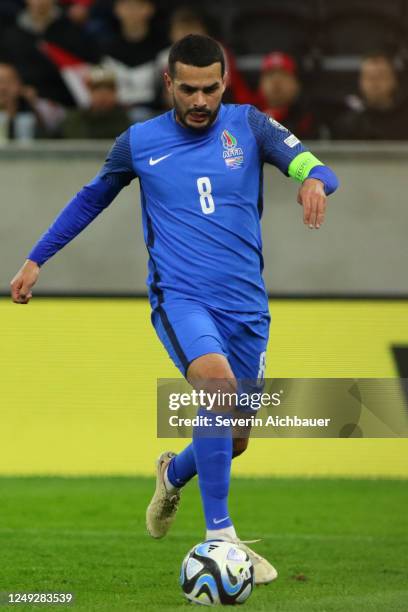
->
xmin=168 ymin=415 xmax=331 ymax=428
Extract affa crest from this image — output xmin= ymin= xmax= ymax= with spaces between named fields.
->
xmin=221 ymin=129 xmax=244 ymax=169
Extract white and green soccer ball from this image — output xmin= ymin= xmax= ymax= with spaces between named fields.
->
xmin=180 ymin=540 xmax=254 ymax=606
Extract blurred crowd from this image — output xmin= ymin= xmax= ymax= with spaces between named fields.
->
xmin=1 ymin=0 xmax=408 ymax=141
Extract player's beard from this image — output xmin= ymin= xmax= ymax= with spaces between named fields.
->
xmin=173 ymin=98 xmax=222 ymax=131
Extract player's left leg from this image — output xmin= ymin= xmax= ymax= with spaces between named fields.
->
xmin=187 ymin=351 xmax=277 ymax=585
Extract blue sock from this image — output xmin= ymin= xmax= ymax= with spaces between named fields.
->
xmin=167 ymin=443 xmax=196 ymax=488
xmin=192 ymin=408 xmax=233 ymax=530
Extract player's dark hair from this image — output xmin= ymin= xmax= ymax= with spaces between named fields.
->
xmin=168 ymin=34 xmax=225 ymax=78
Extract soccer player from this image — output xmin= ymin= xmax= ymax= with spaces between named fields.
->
xmin=10 ymin=35 xmax=338 ymax=584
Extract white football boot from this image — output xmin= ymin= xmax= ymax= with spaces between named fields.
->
xmin=211 ymin=534 xmax=278 ymax=585
xmin=146 ymin=451 xmax=181 ymax=538
xmin=234 ymin=539 xmax=278 ymax=585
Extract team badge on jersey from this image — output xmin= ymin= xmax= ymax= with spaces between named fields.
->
xmin=221 ymin=129 xmax=244 ymax=169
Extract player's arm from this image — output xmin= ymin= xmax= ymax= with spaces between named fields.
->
xmin=247 ymin=106 xmax=339 ymax=229
xmin=10 ymin=128 xmax=137 ymax=304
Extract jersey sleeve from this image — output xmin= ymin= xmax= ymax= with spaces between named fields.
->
xmin=247 ymin=105 xmax=339 ymax=195
xmin=28 ymin=128 xmax=137 ymax=266
xmin=247 ymin=105 xmax=307 ymax=174
xmin=97 ymin=127 xmax=137 ymax=188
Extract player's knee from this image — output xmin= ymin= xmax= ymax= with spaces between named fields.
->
xmin=188 ymin=354 xmax=238 ymax=412
xmin=187 ymin=354 xmax=236 ymax=385
xmin=232 ymin=437 xmax=249 ymax=457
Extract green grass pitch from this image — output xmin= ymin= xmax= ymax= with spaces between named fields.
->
xmin=1 ymin=477 xmax=407 ymax=611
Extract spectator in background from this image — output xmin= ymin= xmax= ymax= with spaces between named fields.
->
xmin=169 ymin=6 xmax=208 ymax=44
xmin=258 ymin=52 xmax=318 ymax=139
xmin=61 ymin=0 xmax=114 ymax=41
xmin=0 ymin=62 xmax=67 ymax=140
xmin=60 ymin=66 xmax=130 ymax=138
xmin=156 ymin=6 xmax=209 ymax=76
xmin=1 ymin=0 xmax=99 ymax=107
xmin=0 ymin=63 xmax=37 ymax=141
xmin=155 ymin=7 xmax=259 ymax=110
xmin=60 ymin=0 xmax=95 ymax=27
xmin=334 ymin=53 xmax=408 ymax=140
xmin=101 ymin=0 xmax=168 ymax=120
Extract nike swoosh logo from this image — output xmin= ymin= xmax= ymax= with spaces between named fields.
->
xmin=213 ymin=516 xmax=230 ymax=524
xmin=149 ymin=154 xmax=172 ymax=166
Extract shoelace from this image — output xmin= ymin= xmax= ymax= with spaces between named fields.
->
xmin=232 ymin=539 xmax=263 ymax=562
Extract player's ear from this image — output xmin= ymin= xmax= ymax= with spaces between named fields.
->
xmin=221 ymin=72 xmax=228 ymax=94
xmin=164 ymin=72 xmax=172 ymax=92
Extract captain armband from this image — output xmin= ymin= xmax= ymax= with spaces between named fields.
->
xmin=288 ymin=151 xmax=324 ymax=183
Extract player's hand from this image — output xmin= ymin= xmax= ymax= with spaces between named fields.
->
xmin=10 ymin=259 xmax=40 ymax=304
xmin=297 ymin=178 xmax=327 ymax=229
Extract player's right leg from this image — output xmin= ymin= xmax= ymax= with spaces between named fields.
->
xmin=146 ymin=300 xmax=229 ymax=539
xmin=146 ymin=449 xmax=181 ymax=539
xmin=146 ymin=301 xmax=253 ymax=539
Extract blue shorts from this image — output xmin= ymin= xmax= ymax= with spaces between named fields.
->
xmin=151 ymin=298 xmax=270 ymax=382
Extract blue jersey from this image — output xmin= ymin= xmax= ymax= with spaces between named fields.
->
xmin=134 ymin=103 xmax=301 ymax=312
xmin=28 ymin=104 xmax=338 ymax=312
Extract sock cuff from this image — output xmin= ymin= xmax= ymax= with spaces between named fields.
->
xmin=166 ymin=456 xmax=181 ymax=488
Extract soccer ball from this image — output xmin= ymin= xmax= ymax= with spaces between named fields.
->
xmin=180 ymin=540 xmax=254 ymax=606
